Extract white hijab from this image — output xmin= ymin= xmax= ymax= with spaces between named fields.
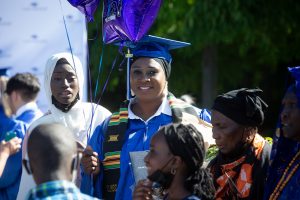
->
xmin=43 ymin=52 xmax=88 ymax=137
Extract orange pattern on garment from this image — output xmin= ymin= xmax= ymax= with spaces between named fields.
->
xmin=215 ymin=134 xmax=266 ymax=199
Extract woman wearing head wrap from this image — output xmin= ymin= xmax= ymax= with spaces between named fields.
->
xmin=208 ymin=88 xmax=271 ymax=200
xmin=25 ymin=52 xmax=111 ymax=145
xmin=263 ymin=67 xmax=300 ymax=200
xmin=17 ymin=52 xmax=111 ymax=199
xmin=133 ymin=123 xmax=215 ymax=200
xmin=80 ymin=36 xmax=213 ymax=200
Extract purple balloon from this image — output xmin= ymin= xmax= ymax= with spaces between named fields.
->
xmin=103 ymin=0 xmax=162 ymax=44
xmin=68 ymin=0 xmax=100 ymax=22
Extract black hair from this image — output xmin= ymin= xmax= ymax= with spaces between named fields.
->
xmin=161 ymin=123 xmax=215 ymax=200
xmin=6 ymin=73 xmax=40 ymax=102
xmin=56 ymin=58 xmax=70 ymax=65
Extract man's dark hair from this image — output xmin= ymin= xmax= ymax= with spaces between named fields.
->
xmin=6 ymin=73 xmax=40 ymax=102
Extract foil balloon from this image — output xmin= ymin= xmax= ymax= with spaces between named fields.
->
xmin=103 ymin=0 xmax=162 ymax=44
xmin=68 ymin=0 xmax=100 ymax=22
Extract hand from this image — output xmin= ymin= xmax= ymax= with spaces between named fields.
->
xmin=81 ymin=145 xmax=100 ymax=175
xmin=0 ymin=137 xmax=22 ymax=157
xmin=133 ymin=179 xmax=153 ymax=200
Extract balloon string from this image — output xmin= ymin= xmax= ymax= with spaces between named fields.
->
xmin=96 ymin=52 xmax=119 ymax=105
xmin=59 ymin=0 xmax=96 ymax=143
xmin=86 ymin=22 xmax=95 ymax=142
xmin=86 ymin=52 xmax=119 ymax=144
xmin=58 ymin=0 xmax=77 ymax=74
xmin=93 ymin=38 xmax=105 ymax=101
xmin=87 ymin=2 xmax=113 ymax=142
xmin=93 ymin=2 xmax=112 ymax=101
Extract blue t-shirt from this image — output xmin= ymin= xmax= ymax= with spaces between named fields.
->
xmin=0 ymin=106 xmax=27 ymax=200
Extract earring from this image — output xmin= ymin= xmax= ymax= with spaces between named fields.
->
xmin=171 ymin=168 xmax=177 ymax=175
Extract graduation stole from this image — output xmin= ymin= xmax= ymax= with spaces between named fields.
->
xmin=102 ymin=93 xmax=200 ymax=200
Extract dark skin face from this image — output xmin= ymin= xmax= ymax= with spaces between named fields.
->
xmin=281 ymin=91 xmax=300 ymax=141
xmin=211 ymin=110 xmax=246 ymax=155
xmin=130 ymin=57 xmax=167 ymax=103
xmin=137 ymin=132 xmax=190 ymax=200
xmin=144 ymin=133 xmax=174 ymax=176
xmin=50 ymin=63 xmax=79 ymax=105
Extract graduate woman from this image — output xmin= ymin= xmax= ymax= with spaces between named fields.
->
xmin=81 ymin=36 xmax=212 ymax=200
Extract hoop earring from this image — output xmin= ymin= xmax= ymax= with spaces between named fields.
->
xmin=171 ymin=168 xmax=177 ymax=175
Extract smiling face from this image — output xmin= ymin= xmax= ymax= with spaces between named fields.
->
xmin=281 ymin=90 xmax=300 ymax=141
xmin=144 ymin=133 xmax=173 ymax=176
xmin=50 ymin=61 xmax=79 ymax=105
xmin=130 ymin=57 xmax=167 ymax=102
xmin=211 ymin=110 xmax=246 ymax=154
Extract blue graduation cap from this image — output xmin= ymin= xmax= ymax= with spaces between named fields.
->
xmin=0 ymin=67 xmax=11 ymax=77
xmin=115 ymin=35 xmax=191 ymax=99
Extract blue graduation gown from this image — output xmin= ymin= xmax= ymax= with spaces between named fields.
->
xmin=0 ymin=106 xmax=27 ymax=200
xmin=81 ymin=108 xmax=211 ymax=200
xmin=16 ymin=107 xmax=43 ymax=125
xmin=263 ymin=135 xmax=300 ymax=200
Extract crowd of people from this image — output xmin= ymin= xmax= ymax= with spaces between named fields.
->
xmin=0 ymin=37 xmax=299 ymax=200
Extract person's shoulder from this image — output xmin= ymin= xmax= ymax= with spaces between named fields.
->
xmin=89 ymin=116 xmax=111 ymax=145
xmin=27 ymin=113 xmax=53 ymax=134
xmin=83 ymin=102 xmax=112 ymax=117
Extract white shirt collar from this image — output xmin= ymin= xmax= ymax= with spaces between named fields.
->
xmin=15 ymin=102 xmax=38 ymax=118
xmin=128 ymin=95 xmax=172 ymax=123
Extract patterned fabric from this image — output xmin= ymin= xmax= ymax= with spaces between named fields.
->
xmin=277 ymin=162 xmax=300 ymax=200
xmin=263 ymin=133 xmax=300 ymax=200
xmin=103 ymin=102 xmax=129 ymax=169
xmin=209 ymin=134 xmax=268 ymax=200
xmin=26 ymin=180 xmax=98 ymax=200
xmin=264 ymin=131 xmax=300 ymax=200
xmin=102 ymin=101 xmax=129 ymax=200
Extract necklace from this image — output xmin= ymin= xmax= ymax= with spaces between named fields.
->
xmin=269 ymin=150 xmax=300 ymax=200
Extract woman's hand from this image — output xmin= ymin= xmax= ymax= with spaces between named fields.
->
xmin=0 ymin=137 xmax=22 ymax=156
xmin=133 ymin=179 xmax=153 ymax=200
xmin=81 ymin=145 xmax=100 ymax=175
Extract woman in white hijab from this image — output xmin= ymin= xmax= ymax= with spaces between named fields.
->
xmin=27 ymin=52 xmax=111 ymax=146
xmin=17 ymin=52 xmax=111 ymax=199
